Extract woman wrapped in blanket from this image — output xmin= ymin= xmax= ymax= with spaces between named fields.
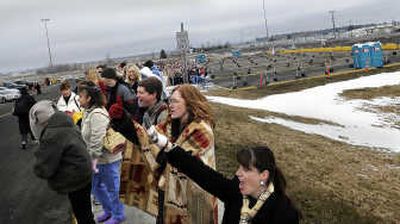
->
xmin=109 ymin=84 xmax=218 ymax=224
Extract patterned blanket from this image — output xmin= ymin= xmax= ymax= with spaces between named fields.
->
xmin=119 ymin=119 xmax=218 ymax=224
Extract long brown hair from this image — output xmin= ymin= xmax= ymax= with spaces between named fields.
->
xmin=171 ymin=84 xmax=214 ymax=127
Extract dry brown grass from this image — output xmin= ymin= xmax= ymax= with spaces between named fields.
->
xmin=209 ymin=69 xmax=400 ymax=223
xmin=213 ymin=104 xmax=400 ymax=224
xmin=340 ymin=85 xmax=400 ymax=100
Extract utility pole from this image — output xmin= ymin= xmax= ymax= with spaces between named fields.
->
xmin=40 ymin=18 xmax=53 ymax=67
xmin=329 ymin=10 xmax=336 ymax=39
xmin=262 ymin=0 xmax=269 ymax=43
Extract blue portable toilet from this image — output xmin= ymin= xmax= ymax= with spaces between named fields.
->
xmin=232 ymin=50 xmax=241 ymax=58
xmin=370 ymin=42 xmax=383 ymax=68
xmin=352 ymin=42 xmax=383 ymax=69
xmin=196 ymin=54 xmax=207 ymax=64
xmin=352 ymin=44 xmax=362 ymax=68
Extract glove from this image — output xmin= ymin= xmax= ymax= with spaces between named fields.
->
xmin=109 ymin=96 xmax=124 ymax=120
xmin=92 ymin=159 xmax=99 ymax=173
xmin=147 ymin=125 xmax=169 ymax=149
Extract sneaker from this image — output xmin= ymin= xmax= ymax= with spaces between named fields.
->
xmin=105 ymin=217 xmax=126 ymax=224
xmin=96 ymin=212 xmax=112 ymax=223
xmin=21 ymin=142 xmax=27 ymax=150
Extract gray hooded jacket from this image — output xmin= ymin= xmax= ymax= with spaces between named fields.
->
xmin=32 ymin=110 xmax=92 ymax=194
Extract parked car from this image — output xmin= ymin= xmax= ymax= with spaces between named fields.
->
xmin=0 ymin=91 xmax=7 ymax=104
xmin=14 ymin=80 xmax=37 ymax=89
xmin=0 ymin=86 xmax=20 ymax=94
xmin=4 ymin=89 xmax=20 ymax=101
xmin=0 ymin=90 xmax=16 ymax=103
xmin=2 ymin=81 xmax=26 ymax=91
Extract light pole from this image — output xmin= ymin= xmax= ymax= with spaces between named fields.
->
xmin=41 ymin=18 xmax=53 ymax=67
xmin=262 ymin=0 xmax=269 ymax=42
xmin=329 ymin=10 xmax=336 ymax=39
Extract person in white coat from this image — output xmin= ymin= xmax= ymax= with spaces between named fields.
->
xmin=56 ymin=80 xmax=81 ymax=114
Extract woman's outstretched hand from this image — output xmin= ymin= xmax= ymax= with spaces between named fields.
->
xmin=147 ymin=125 xmax=169 ymax=149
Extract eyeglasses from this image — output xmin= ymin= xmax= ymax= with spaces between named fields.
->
xmin=168 ymin=98 xmax=183 ymax=104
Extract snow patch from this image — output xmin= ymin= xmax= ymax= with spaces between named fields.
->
xmin=208 ymin=72 xmax=400 ymax=152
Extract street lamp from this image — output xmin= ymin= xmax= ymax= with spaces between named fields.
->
xmin=262 ymin=0 xmax=269 ymax=42
xmin=40 ymin=18 xmax=53 ymax=67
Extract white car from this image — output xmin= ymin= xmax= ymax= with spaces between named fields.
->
xmin=0 ymin=91 xmax=7 ymax=104
xmin=0 ymin=87 xmax=20 ymax=94
xmin=0 ymin=90 xmax=15 ymax=103
xmin=4 ymin=90 xmax=21 ymax=101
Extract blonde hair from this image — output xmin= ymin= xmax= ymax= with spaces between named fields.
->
xmin=86 ymin=68 xmax=100 ymax=84
xmin=126 ymin=65 xmax=140 ymax=83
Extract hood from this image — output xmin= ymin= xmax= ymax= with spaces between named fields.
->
xmin=29 ymin=100 xmax=57 ymax=139
xmin=46 ymin=111 xmax=75 ymax=129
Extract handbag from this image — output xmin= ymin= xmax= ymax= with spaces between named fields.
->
xmin=103 ymin=127 xmax=126 ymax=154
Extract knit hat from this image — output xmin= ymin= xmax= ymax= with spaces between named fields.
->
xmin=101 ymin=68 xmax=118 ymax=80
xmin=29 ymin=100 xmax=56 ymax=140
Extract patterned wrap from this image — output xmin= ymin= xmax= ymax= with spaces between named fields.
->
xmin=119 ymin=119 xmax=218 ymax=224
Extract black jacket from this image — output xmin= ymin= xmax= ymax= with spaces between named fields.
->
xmin=34 ymin=112 xmax=92 ymax=194
xmin=162 ymin=146 xmax=300 ymax=224
xmin=13 ymin=93 xmax=36 ymax=135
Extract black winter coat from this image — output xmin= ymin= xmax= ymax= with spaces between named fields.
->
xmin=13 ymin=94 xmax=36 ymax=135
xmin=162 ymin=146 xmax=300 ymax=224
xmin=34 ymin=112 xmax=92 ymax=194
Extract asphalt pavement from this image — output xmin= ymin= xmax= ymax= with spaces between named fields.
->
xmin=0 ymin=84 xmax=71 ymax=224
xmin=0 ymin=83 xmax=156 ymax=224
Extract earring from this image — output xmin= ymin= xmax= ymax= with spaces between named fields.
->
xmin=260 ymin=180 xmax=265 ymax=186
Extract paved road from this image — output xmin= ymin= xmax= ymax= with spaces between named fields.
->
xmin=0 ymin=84 xmax=71 ymax=224
xmin=0 ymin=83 xmax=156 ymax=224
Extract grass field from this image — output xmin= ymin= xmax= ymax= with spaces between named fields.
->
xmin=340 ymin=85 xmax=400 ymax=100
xmin=209 ymin=68 xmax=400 ymax=223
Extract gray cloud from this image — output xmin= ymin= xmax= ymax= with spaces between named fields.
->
xmin=0 ymin=0 xmax=399 ymax=73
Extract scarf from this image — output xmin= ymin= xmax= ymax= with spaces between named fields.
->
xmin=239 ymin=183 xmax=275 ymax=224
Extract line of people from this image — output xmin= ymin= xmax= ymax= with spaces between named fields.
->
xmin=28 ymin=61 xmax=300 ymax=224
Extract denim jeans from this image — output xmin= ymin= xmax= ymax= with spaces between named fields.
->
xmin=92 ymin=160 xmax=125 ymax=221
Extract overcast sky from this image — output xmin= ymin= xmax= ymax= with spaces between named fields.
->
xmin=0 ymin=0 xmax=399 ymax=73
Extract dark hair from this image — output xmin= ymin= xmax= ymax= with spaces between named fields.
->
xmin=237 ymin=146 xmax=287 ymax=195
xmin=78 ymin=81 xmax=106 ymax=108
xmin=20 ymin=86 xmax=28 ymax=95
xmin=119 ymin=61 xmax=127 ymax=68
xmin=60 ymin=80 xmax=71 ymax=91
xmin=138 ymin=77 xmax=163 ymax=101
xmin=101 ymin=68 xmax=118 ymax=80
xmin=96 ymin=64 xmax=106 ymax=69
xmin=143 ymin=60 xmax=154 ymax=68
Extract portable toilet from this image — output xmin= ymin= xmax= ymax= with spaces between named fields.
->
xmin=370 ymin=42 xmax=383 ymax=68
xmin=232 ymin=50 xmax=241 ymax=58
xmin=196 ymin=53 xmax=207 ymax=64
xmin=352 ymin=44 xmax=362 ymax=68
xmin=360 ymin=43 xmax=371 ymax=68
xmin=352 ymin=41 xmax=383 ymax=69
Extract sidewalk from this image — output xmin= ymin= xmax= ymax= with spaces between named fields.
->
xmin=88 ymin=199 xmax=224 ymax=224
xmin=93 ymin=203 xmax=156 ymax=224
